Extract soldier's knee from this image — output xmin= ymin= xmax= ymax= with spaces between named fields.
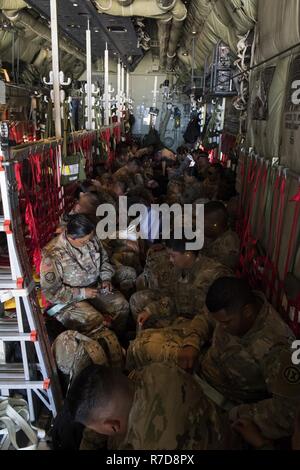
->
xmin=110 ymin=294 xmax=130 ymax=321
xmin=129 ymin=291 xmax=141 ymax=316
xmin=136 ymin=273 xmax=147 ymax=291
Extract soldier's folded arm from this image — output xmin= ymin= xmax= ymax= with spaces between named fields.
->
xmin=40 ymin=256 xmax=86 ymax=304
xmin=98 ymin=242 xmax=115 ymax=282
xmin=182 ymin=312 xmax=215 ymax=351
xmin=230 ymin=347 xmax=300 ymax=440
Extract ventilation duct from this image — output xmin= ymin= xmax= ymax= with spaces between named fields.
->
xmin=1 ymin=7 xmax=86 ymax=63
xmin=0 ymin=0 xmax=27 ymax=8
xmin=95 ymin=0 xmax=187 ymax=70
xmin=157 ymin=19 xmax=171 ymax=69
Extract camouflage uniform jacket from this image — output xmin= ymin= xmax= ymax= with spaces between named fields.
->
xmin=115 ymin=363 xmax=231 ymax=450
xmin=202 ymin=230 xmax=240 ymax=270
xmin=182 ymin=291 xmax=300 ymax=439
xmin=146 ymin=254 xmax=232 ymax=319
xmin=40 ymin=233 xmax=114 ymax=305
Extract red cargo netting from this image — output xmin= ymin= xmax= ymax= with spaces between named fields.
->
xmin=15 ymin=143 xmax=63 ymax=274
xmin=237 ymin=153 xmax=300 ymax=337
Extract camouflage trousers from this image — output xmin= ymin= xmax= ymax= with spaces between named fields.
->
xmin=130 ymin=289 xmax=178 ymax=328
xmin=126 ymin=324 xmax=189 ymax=371
xmin=113 ymin=265 xmax=137 ymax=293
xmin=56 ymin=290 xmax=129 ymax=337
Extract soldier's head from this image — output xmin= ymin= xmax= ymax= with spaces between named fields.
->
xmin=73 ymin=192 xmax=100 ymax=216
xmin=167 ymin=179 xmax=184 ymax=204
xmin=206 ymin=277 xmax=258 ymax=337
xmin=99 ymin=173 xmax=114 ymax=190
xmin=112 ymin=179 xmax=128 ymax=197
xmin=196 ymin=155 xmax=210 ymax=177
xmin=184 ymin=167 xmax=198 ymax=185
xmin=127 ymin=158 xmax=141 ymax=174
xmin=207 ymin=163 xmax=223 ymax=182
xmin=130 ymin=142 xmax=139 ymax=155
xmin=204 ymin=201 xmax=229 ymax=240
xmin=166 ymin=238 xmax=198 ymax=269
xmin=67 ymin=365 xmax=134 ymax=437
xmin=74 ymin=180 xmax=97 ymax=200
xmin=66 ymin=214 xmax=95 ymax=248
xmin=177 ymin=146 xmax=188 ymax=160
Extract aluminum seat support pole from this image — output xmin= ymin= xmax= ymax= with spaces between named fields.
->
xmin=104 ymin=44 xmax=110 ymax=126
xmin=86 ymin=19 xmax=93 ymax=130
xmin=50 ymin=0 xmax=61 ymax=139
xmin=126 ymin=70 xmax=130 ymax=104
xmin=117 ymin=59 xmax=121 ymax=122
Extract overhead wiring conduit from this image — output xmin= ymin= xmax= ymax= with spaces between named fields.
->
xmin=0 ymin=1 xmax=86 ymax=63
xmin=95 ymin=0 xmax=187 ymax=70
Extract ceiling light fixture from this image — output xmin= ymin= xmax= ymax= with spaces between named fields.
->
xmin=107 ymin=26 xmax=127 ymax=33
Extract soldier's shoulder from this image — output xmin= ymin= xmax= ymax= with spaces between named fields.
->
xmin=195 ymin=254 xmax=233 ymax=275
xmin=220 ymin=230 xmax=240 ymax=247
xmin=250 ymin=297 xmax=295 ymax=357
xmin=42 ymin=235 xmax=65 ymax=259
xmin=262 ymin=300 xmax=294 ymax=339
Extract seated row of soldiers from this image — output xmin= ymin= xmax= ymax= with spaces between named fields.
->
xmin=40 ymin=142 xmax=300 ymax=450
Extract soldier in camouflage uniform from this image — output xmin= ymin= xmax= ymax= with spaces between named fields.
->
xmin=130 ymin=239 xmax=232 ymax=328
xmin=182 ymin=167 xmax=204 ymax=204
xmin=67 ymin=363 xmax=239 ymax=450
xmin=166 ymin=178 xmax=184 ymax=205
xmin=202 ymin=163 xmax=223 ymax=200
xmin=113 ymin=159 xmax=142 ymax=189
xmin=135 ymin=244 xmax=174 ymax=291
xmin=202 ymin=200 xmax=240 ymax=270
xmin=127 ymin=277 xmax=300 ymax=441
xmin=40 ymin=214 xmax=129 ymax=337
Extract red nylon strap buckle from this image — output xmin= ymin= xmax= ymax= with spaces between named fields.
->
xmin=16 ymin=278 xmax=24 ymax=289
xmin=4 ymin=220 xmax=12 ymax=234
xmin=0 ymin=156 xmax=4 ymax=172
xmin=30 ymin=331 xmax=38 ymax=342
xmin=43 ymin=379 xmax=51 ymax=390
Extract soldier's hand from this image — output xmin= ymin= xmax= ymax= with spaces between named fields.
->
xmin=177 ymin=346 xmax=199 ymax=371
xmin=85 ymin=288 xmax=99 ymax=299
xmin=55 ymin=225 xmax=65 ymax=235
xmin=101 ymin=281 xmax=113 ymax=292
xmin=137 ymin=310 xmax=151 ymax=326
xmin=232 ymin=418 xmax=273 ymax=449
